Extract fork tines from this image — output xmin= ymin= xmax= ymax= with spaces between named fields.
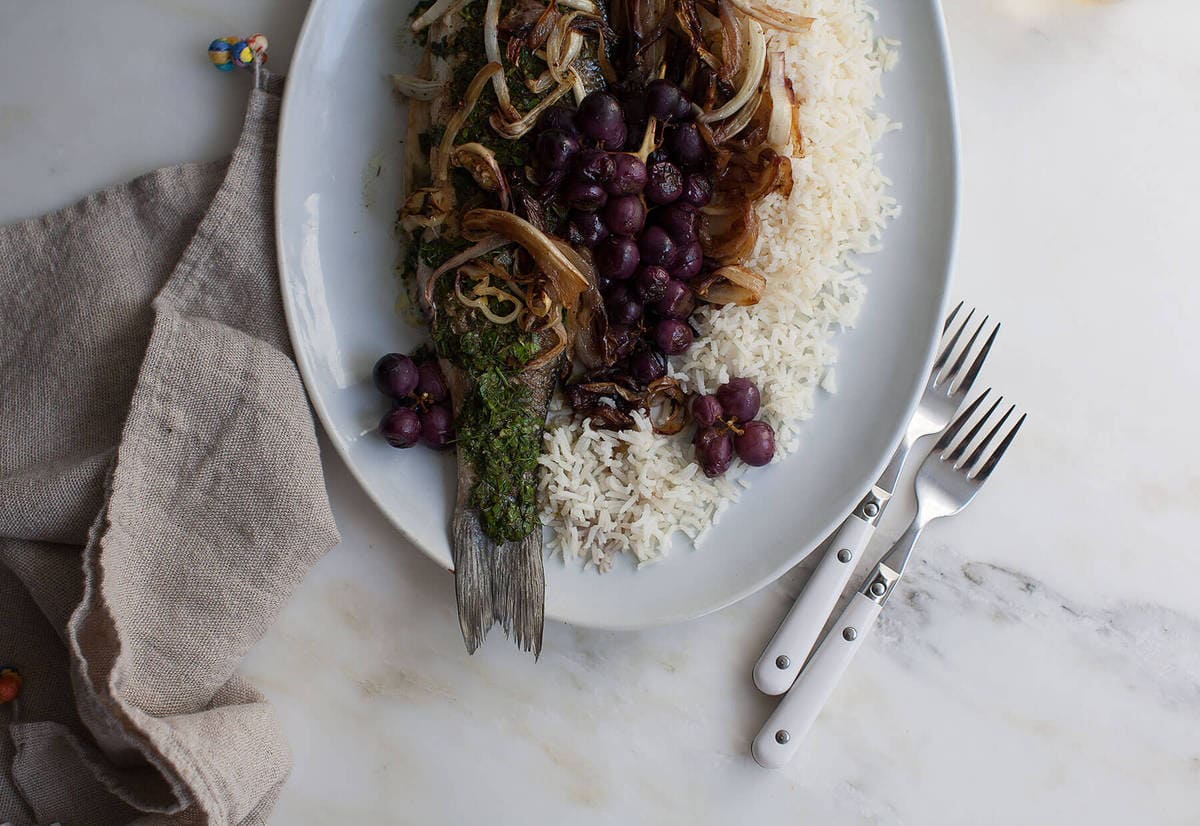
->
xmin=934 ymin=388 xmax=1026 ymax=482
xmin=933 ymin=302 xmax=1000 ymax=397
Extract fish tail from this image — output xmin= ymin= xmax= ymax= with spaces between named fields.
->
xmin=452 ymin=509 xmax=544 ymax=656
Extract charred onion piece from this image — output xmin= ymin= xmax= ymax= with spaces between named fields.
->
xmin=693 ymin=264 xmax=767 ymax=306
xmin=411 ymin=0 xmax=471 ymax=32
xmin=435 ymin=62 xmax=502 ymax=186
xmin=725 ymin=0 xmax=814 ymax=34
xmin=698 ymin=20 xmax=766 ymax=124
xmin=645 ymin=376 xmax=688 ymax=434
xmin=421 ymin=233 xmax=513 ymax=309
xmin=461 ymin=209 xmax=591 ymax=310
xmin=716 ymin=0 xmax=743 ymax=84
xmin=390 ymin=74 xmax=445 ymax=100
xmin=452 ymin=143 xmax=512 ymax=211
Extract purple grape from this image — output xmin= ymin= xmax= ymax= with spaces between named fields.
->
xmin=608 ymin=323 xmax=639 ymax=360
xmin=576 ymin=91 xmax=627 ymax=146
xmin=416 ymin=361 xmax=449 ymax=403
xmin=608 ymin=154 xmax=648 ymax=195
xmin=597 ymin=274 xmax=613 ymax=292
xmin=629 ymin=347 xmax=666 ymax=385
xmin=574 ymin=149 xmax=616 ymax=185
xmin=645 ymin=161 xmax=684 ymax=205
xmin=655 ymin=318 xmax=694 ymax=355
xmin=605 ymin=285 xmax=644 ymax=325
xmin=647 ymin=148 xmax=670 ymax=166
xmin=694 ymin=426 xmax=733 ymax=477
xmin=680 ymin=172 xmax=713 ymax=207
xmin=633 ymin=265 xmax=670 ymax=303
xmin=537 ymin=105 xmax=580 ymax=135
xmin=667 ymin=123 xmax=706 ymax=167
xmin=533 ymin=166 xmax=565 ymax=191
xmin=380 ymin=406 xmax=421 ymax=448
xmin=717 ymin=377 xmax=760 ymax=422
xmin=671 ymin=93 xmax=693 ymax=121
xmin=692 ymin=394 xmax=723 ymax=428
xmin=646 ymin=79 xmax=684 ymax=121
xmin=373 ymin=353 xmax=419 ymax=399
xmin=671 ymin=242 xmax=704 ymax=281
xmin=567 ymin=210 xmax=610 ymax=248
xmin=735 ymin=420 xmax=775 ymax=466
xmin=419 ymin=404 xmax=454 ymax=449
xmin=603 ymin=195 xmax=646 ymax=236
xmin=638 ymin=225 xmax=678 ymax=268
xmin=536 ymin=129 xmax=580 ymax=171
xmin=657 ymin=202 xmax=698 ymax=245
xmin=564 ymin=179 xmax=608 ymax=211
xmin=655 ymin=279 xmax=696 ymax=319
xmin=594 ymin=236 xmax=640 ymax=280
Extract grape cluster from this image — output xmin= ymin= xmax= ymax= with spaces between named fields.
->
xmin=691 ymin=377 xmax=775 ymax=477
xmin=530 ymin=81 xmax=716 ymax=382
xmin=373 ymin=352 xmax=454 ymax=449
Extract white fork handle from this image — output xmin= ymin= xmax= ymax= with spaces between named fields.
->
xmin=752 ymin=516 xmax=874 ymax=694
xmin=751 ymin=593 xmax=883 ymax=769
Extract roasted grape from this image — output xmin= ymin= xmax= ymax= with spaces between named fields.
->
xmin=373 ymin=353 xmax=418 ymax=400
xmin=603 ymin=195 xmax=646 ymax=236
xmin=419 ymin=404 xmax=454 ymax=449
xmin=655 ymin=318 xmax=693 ymax=355
xmin=734 ymin=420 xmax=775 ymax=466
xmin=595 ymin=236 xmax=640 ymax=280
xmin=716 ymin=377 xmax=760 ymax=422
xmin=694 ymin=426 xmax=733 ymax=477
xmin=380 ymin=407 xmax=421 ymax=448
xmin=692 ymin=394 xmax=723 ymax=428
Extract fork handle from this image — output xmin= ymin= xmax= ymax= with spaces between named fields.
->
xmin=751 ymin=593 xmax=883 ymax=768
xmin=752 ymin=515 xmax=874 ymax=695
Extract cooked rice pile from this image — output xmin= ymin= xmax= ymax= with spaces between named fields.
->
xmin=539 ymin=0 xmax=900 ymax=568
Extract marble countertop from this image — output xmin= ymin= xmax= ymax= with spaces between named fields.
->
xmin=3 ymin=0 xmax=1199 ymax=822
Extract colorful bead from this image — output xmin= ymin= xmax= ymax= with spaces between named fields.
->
xmin=246 ymin=33 xmax=269 ymax=63
xmin=208 ymin=39 xmax=234 ymax=72
xmin=0 ymin=667 xmax=21 ymax=705
xmin=231 ymin=40 xmax=254 ymax=68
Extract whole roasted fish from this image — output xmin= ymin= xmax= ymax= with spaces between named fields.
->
xmin=396 ymin=0 xmax=610 ymax=655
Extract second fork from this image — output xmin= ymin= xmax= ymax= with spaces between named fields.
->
xmin=751 ymin=392 xmax=1026 ymax=769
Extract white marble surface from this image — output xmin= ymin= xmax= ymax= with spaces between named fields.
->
xmin=3 ymin=0 xmax=1200 ymax=822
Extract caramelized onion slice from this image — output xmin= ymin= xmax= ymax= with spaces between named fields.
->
xmin=694 ymin=265 xmax=767 ymax=306
xmin=645 ymin=377 xmax=688 ymax=435
xmin=390 ymin=74 xmax=445 ymax=100
xmin=725 ymin=0 xmax=814 ymax=33
xmin=461 ymin=210 xmax=591 ymax=311
xmin=451 ymin=143 xmax=511 ymax=211
xmin=698 ymin=19 xmax=766 ymax=124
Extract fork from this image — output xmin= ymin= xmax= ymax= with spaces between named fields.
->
xmin=751 ymin=392 xmax=1026 ymax=768
xmin=753 ymin=303 xmax=998 ymax=695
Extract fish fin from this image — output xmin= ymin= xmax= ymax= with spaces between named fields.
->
xmin=492 ymin=530 xmax=545 ymax=658
xmin=452 ymin=508 xmax=496 ymax=654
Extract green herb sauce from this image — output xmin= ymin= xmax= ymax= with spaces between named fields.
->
xmin=431 ymin=278 xmax=543 ymax=542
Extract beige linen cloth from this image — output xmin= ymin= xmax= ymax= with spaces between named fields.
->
xmin=0 ymin=78 xmax=340 ymax=824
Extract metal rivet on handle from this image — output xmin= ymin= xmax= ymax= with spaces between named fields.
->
xmin=842 ymin=627 xmax=858 ymax=641
xmin=837 ymin=549 xmax=852 ymax=563
xmin=775 ymin=655 xmax=791 ymax=670
xmin=870 ymin=582 xmax=886 ymax=597
xmin=775 ymin=730 xmax=791 ymax=745
xmin=863 ymin=502 xmax=879 ymax=518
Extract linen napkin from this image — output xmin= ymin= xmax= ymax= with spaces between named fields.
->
xmin=0 ymin=77 xmax=340 ymax=825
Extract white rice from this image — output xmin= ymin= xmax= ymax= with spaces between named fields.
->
xmin=539 ymin=0 xmax=900 ymax=568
